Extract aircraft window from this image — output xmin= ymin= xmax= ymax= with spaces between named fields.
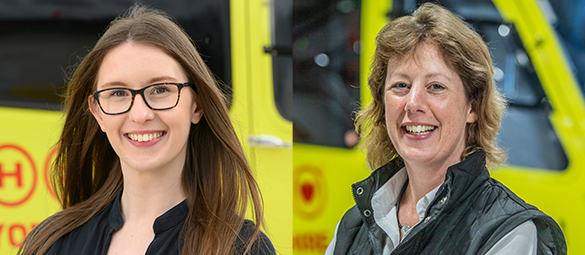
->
xmin=0 ymin=21 xmax=103 ymax=111
xmin=293 ymin=0 xmax=361 ymax=148
xmin=0 ymin=0 xmax=232 ymax=111
xmin=269 ymin=0 xmax=293 ymax=121
xmin=464 ymin=7 xmax=568 ymax=170
xmin=547 ymin=0 xmax=585 ymax=88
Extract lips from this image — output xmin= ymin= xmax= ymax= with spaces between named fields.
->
xmin=404 ymin=125 xmax=436 ymax=135
xmin=126 ymin=132 xmax=165 ymax=142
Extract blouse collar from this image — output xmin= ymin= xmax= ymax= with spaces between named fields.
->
xmin=108 ymin=189 xmax=189 ymax=234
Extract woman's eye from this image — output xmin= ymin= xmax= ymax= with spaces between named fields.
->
xmin=392 ymin=83 xmax=408 ymax=89
xmin=153 ymin=86 xmax=171 ymax=94
xmin=110 ymin=90 xmax=129 ymax=97
xmin=430 ymin=83 xmax=445 ymax=90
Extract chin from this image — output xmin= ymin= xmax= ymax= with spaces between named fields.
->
xmin=121 ymin=157 xmax=160 ymax=171
xmin=399 ymin=147 xmax=430 ymax=158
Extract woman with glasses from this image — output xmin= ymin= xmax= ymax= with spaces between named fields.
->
xmin=18 ymin=5 xmax=274 ymax=255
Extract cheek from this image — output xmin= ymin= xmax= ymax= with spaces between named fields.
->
xmin=100 ymin=117 xmax=122 ymax=134
xmin=100 ymin=119 xmax=125 ymax=152
xmin=173 ymin=108 xmax=196 ymax=133
xmin=383 ymin=101 xmax=402 ymax=138
xmin=440 ymin=101 xmax=469 ymax=132
xmin=384 ymin=97 xmax=402 ymax=121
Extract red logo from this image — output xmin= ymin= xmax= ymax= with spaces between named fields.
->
xmin=293 ymin=164 xmax=327 ymax=219
xmin=301 ymin=183 xmax=313 ymax=202
xmin=0 ymin=144 xmax=37 ymax=206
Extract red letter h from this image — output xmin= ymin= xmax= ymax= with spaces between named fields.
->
xmin=0 ymin=163 xmax=22 ymax=187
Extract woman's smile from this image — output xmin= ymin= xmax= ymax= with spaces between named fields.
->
xmin=126 ymin=131 xmax=166 ymax=144
xmin=403 ymin=124 xmax=436 ymax=136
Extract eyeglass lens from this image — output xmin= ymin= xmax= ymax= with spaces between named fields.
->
xmin=96 ymin=83 xmax=181 ymax=114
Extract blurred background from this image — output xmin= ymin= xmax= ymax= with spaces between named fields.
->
xmin=0 ymin=0 xmax=292 ymax=254
xmin=293 ymin=0 xmax=585 ymax=254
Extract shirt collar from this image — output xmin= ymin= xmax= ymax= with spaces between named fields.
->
xmin=416 ymin=184 xmax=441 ymax=222
xmin=107 ymin=189 xmax=189 ymax=234
xmin=108 ymin=190 xmax=124 ymax=230
xmin=152 ymin=199 xmax=189 ymax=234
xmin=371 ymin=167 xmax=443 ymax=248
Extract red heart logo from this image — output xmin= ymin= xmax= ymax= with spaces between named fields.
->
xmin=301 ymin=183 xmax=314 ymax=202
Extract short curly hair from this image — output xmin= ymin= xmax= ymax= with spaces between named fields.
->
xmin=356 ymin=3 xmax=507 ymax=170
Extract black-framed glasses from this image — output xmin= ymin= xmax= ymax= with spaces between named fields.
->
xmin=92 ymin=82 xmax=193 ymax=115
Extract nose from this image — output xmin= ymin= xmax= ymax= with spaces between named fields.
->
xmin=128 ymin=94 xmax=155 ymax=123
xmin=404 ymin=84 xmax=426 ymax=113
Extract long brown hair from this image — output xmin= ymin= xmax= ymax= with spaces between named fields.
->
xmin=18 ymin=5 xmax=264 ymax=255
xmin=356 ymin=3 xmax=507 ymax=170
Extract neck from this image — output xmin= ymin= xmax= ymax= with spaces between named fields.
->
xmin=119 ymin=164 xmax=186 ymax=223
xmin=398 ymin=162 xmax=448 ymax=228
xmin=401 ymin=148 xmax=464 ymax=204
xmin=402 ymin=162 xmax=447 ymax=204
xmin=398 ymin=150 xmax=464 ymax=227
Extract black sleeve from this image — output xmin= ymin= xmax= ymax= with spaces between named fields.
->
xmin=234 ymin=220 xmax=276 ymax=255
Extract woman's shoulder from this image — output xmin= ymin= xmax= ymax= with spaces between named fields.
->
xmin=483 ymin=177 xmax=539 ymax=211
xmin=335 ymin=205 xmax=364 ymax=232
xmin=234 ymin=220 xmax=275 ymax=255
xmin=480 ymin=178 xmax=566 ymax=252
xmin=24 ymin=199 xmax=118 ymax=255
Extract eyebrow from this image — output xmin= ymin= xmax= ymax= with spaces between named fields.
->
xmin=387 ymin=72 xmax=453 ymax=82
xmin=387 ymin=72 xmax=410 ymax=80
xmin=425 ymin=72 xmax=453 ymax=82
xmin=147 ymin=76 xmax=179 ymax=84
xmin=98 ymin=76 xmax=180 ymax=89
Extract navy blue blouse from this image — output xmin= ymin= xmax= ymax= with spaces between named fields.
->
xmin=43 ymin=192 xmax=275 ymax=255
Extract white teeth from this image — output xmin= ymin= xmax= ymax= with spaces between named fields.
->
xmin=405 ymin=125 xmax=435 ymax=135
xmin=128 ymin=132 xmax=163 ymax=142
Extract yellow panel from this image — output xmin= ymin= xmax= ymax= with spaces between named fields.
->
xmin=360 ymin=0 xmax=391 ymax=106
xmin=0 ymin=107 xmax=62 ymax=255
xmin=230 ymin=0 xmax=293 ymax=254
xmin=293 ymin=144 xmax=370 ymax=255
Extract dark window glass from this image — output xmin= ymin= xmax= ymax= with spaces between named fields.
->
xmin=0 ymin=20 xmax=105 ymax=110
xmin=476 ymin=21 xmax=567 ymax=170
xmin=547 ymin=0 xmax=585 ymax=88
xmin=0 ymin=0 xmax=231 ymax=110
xmin=293 ymin=0 xmax=361 ymax=148
xmin=269 ymin=0 xmax=293 ymax=121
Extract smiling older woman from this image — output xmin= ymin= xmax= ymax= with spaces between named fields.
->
xmin=325 ymin=3 xmax=566 ymax=255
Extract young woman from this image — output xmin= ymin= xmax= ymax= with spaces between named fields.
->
xmin=18 ymin=5 xmax=274 ymax=255
xmin=326 ymin=3 xmax=565 ymax=255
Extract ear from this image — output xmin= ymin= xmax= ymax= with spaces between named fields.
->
xmin=191 ymin=96 xmax=203 ymax=125
xmin=88 ymin=95 xmax=107 ymax=132
xmin=466 ymin=102 xmax=478 ymax=124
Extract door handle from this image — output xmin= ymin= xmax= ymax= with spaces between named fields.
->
xmin=248 ymin=134 xmax=292 ymax=148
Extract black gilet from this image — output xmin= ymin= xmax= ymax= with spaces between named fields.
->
xmin=333 ymin=151 xmax=566 ymax=255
